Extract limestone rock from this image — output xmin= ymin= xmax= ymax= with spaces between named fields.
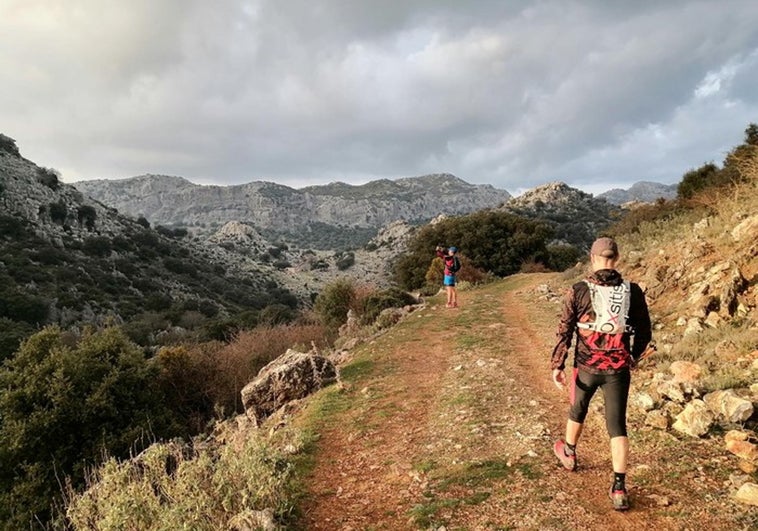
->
xmin=703 ymin=389 xmax=754 ymax=423
xmin=241 ymin=349 xmax=338 ymax=424
xmin=732 ymin=214 xmax=758 ymax=242
xmin=684 ymin=318 xmax=703 ymax=337
xmin=672 ymin=400 xmax=714 ymax=437
xmin=734 ymin=483 xmax=758 ymax=506
xmin=669 ymin=361 xmax=702 ymax=384
xmin=633 ymin=392 xmax=656 ymax=412
xmin=657 ymin=381 xmax=686 ymax=404
xmin=228 ymin=508 xmax=278 ymax=531
xmin=645 ymin=410 xmax=669 ymax=430
xmin=726 ymin=439 xmax=758 ymax=463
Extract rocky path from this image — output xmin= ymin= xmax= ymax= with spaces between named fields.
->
xmin=298 ymin=274 xmax=757 ymax=530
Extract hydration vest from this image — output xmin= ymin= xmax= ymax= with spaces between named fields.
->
xmin=576 ymin=280 xmax=633 ymax=370
xmin=576 ymin=280 xmax=631 ymax=335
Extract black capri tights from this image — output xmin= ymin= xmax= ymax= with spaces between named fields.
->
xmin=568 ymin=367 xmax=631 ymax=438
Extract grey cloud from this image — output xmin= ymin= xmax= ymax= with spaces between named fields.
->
xmin=1 ymin=0 xmax=758 ymax=193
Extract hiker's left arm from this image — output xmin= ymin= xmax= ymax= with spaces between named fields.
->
xmin=630 ymin=284 xmax=652 ymax=360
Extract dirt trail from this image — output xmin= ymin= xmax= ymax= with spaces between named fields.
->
xmin=299 ymin=274 xmax=756 ymax=530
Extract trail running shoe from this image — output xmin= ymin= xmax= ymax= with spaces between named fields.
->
xmin=609 ymin=486 xmax=629 ymax=511
xmin=553 ymin=439 xmax=577 ymax=471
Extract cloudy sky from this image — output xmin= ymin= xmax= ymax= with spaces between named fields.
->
xmin=2 ymin=1 xmax=758 ymax=195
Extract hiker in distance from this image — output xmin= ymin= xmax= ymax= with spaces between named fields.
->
xmin=435 ymin=245 xmax=461 ymax=308
xmin=549 ymin=236 xmax=652 ymax=511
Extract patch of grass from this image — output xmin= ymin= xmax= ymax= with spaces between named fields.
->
xmin=516 ymin=462 xmax=542 ymax=480
xmin=408 ymin=497 xmax=459 ymax=528
xmin=456 ymin=333 xmax=483 ymax=349
xmin=413 ymin=460 xmax=438 ymax=473
xmin=436 ymin=459 xmax=513 ymax=491
xmin=339 ymin=358 xmax=376 ymax=382
xmin=464 ymin=491 xmax=491 ymax=504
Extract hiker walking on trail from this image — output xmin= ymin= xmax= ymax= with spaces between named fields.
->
xmin=435 ymin=245 xmax=461 ymax=308
xmin=549 ymin=237 xmax=651 ymax=511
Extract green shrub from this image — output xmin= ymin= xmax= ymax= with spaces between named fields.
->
xmin=0 ymin=317 xmax=34 ymax=361
xmin=66 ymin=430 xmax=296 ymax=530
xmin=336 ymin=251 xmax=355 ymax=270
xmin=677 ymin=162 xmax=721 ymax=199
xmin=394 ymin=210 xmax=552 ymax=290
xmin=0 ymin=289 xmax=49 ymax=324
xmin=546 ymin=244 xmax=582 ymax=271
xmin=359 ymin=287 xmax=417 ymax=325
xmin=314 ymin=279 xmax=356 ymax=330
xmin=0 ymin=326 xmax=174 ymax=529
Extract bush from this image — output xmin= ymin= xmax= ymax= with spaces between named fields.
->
xmin=77 ymin=205 xmax=97 ymax=230
xmin=0 ymin=326 xmax=174 ymax=529
xmin=0 ymin=289 xmax=49 ymax=324
xmin=313 ymin=279 xmax=356 ymax=330
xmin=394 ymin=210 xmax=553 ymax=290
xmin=211 ymin=323 xmax=329 ymax=414
xmin=136 ymin=215 xmax=150 ymax=228
xmin=546 ymin=244 xmax=582 ymax=271
xmin=82 ymin=236 xmax=112 ymax=257
xmin=37 ymin=167 xmax=61 ymax=190
xmin=677 ymin=162 xmax=721 ymax=199
xmin=359 ymin=287 xmax=417 ymax=325
xmin=0 ymin=133 xmax=20 ymax=156
xmin=0 ymin=317 xmax=34 ymax=361
xmin=66 ymin=430 xmax=295 ymax=530
xmin=49 ymin=200 xmax=68 ymax=224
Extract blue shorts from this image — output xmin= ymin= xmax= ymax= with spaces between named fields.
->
xmin=443 ymin=275 xmax=456 ymax=286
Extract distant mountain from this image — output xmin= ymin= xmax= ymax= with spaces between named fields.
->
xmin=499 ymin=181 xmax=620 ymax=249
xmin=72 ymin=173 xmax=511 ymax=249
xmin=598 ymin=181 xmax=677 ymax=205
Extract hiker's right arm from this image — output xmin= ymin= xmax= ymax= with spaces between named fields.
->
xmin=550 ymin=286 xmax=577 ymax=371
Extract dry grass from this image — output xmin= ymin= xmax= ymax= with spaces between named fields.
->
xmin=65 ymin=426 xmax=301 ymax=530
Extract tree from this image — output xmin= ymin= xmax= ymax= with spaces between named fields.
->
xmin=394 ymin=211 xmax=553 ymax=290
xmin=745 ymin=122 xmax=758 ymax=146
xmin=77 ymin=205 xmax=97 ymax=230
xmin=313 ymin=279 xmax=356 ymax=330
xmin=677 ymin=162 xmax=721 ymax=199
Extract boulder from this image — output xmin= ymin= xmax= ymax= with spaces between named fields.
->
xmin=669 ymin=361 xmax=703 ymax=384
xmin=719 ymin=266 xmax=747 ymax=318
xmin=657 ymin=380 xmax=686 ymax=404
xmin=632 ymin=392 xmax=656 ymax=412
xmin=241 ymin=349 xmax=338 ymax=424
xmin=684 ymin=318 xmax=703 ymax=337
xmin=672 ymin=400 xmax=714 ymax=437
xmin=734 ymin=483 xmax=758 ymax=506
xmin=645 ymin=410 xmax=669 ymax=430
xmin=703 ymin=389 xmax=754 ymax=423
xmin=731 ymin=215 xmax=758 ymax=242
xmin=726 ymin=439 xmax=758 ymax=463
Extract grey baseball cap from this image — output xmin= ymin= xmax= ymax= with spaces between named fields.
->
xmin=590 ymin=237 xmax=618 ymax=258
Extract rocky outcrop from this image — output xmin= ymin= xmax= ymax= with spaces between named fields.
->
xmin=241 ymin=349 xmax=338 ymax=424
xmin=499 ymin=181 xmax=618 ymax=249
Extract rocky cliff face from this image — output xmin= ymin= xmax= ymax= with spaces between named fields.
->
xmin=72 ymin=173 xmax=511 ymax=239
